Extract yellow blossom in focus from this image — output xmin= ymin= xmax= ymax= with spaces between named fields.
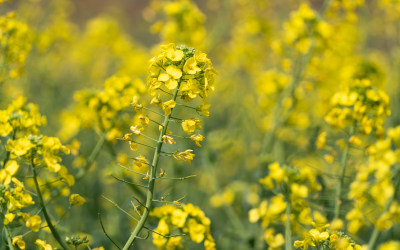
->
xmin=183 ymin=57 xmax=201 ymax=75
xmin=162 ymin=135 xmax=176 ymax=144
xmin=35 ymin=239 xmax=53 ymax=250
xmin=182 ymin=118 xmax=202 ymax=134
xmin=173 ymin=150 xmax=195 ymax=164
xmin=158 ymin=65 xmax=182 ymax=90
xmin=13 ymin=235 xmax=25 ymax=249
xmin=164 ymin=44 xmax=184 ymax=61
xmin=162 ymin=100 xmax=176 ymax=115
xmin=26 ymin=215 xmax=41 ymax=232
xmin=6 ymin=137 xmax=34 ymax=157
xmin=190 ymin=134 xmax=204 ymax=147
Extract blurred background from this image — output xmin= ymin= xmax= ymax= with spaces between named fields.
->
xmin=1 ymin=0 xmax=400 ymax=249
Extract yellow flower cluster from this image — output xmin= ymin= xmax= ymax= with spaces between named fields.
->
xmin=325 ymin=79 xmax=390 ymax=137
xmin=12 ymin=236 xmax=54 ymax=250
xmin=0 ymin=12 xmax=32 ymax=80
xmin=258 ymin=162 xmax=321 ymax=200
xmin=0 ymin=96 xmax=76 ymax=236
xmin=1 ymin=96 xmax=71 ymax=177
xmin=273 ymin=3 xmax=333 ymax=55
xmin=0 ymin=96 xmax=46 ymax=137
xmin=0 ymin=178 xmax=34 ymax=214
xmin=127 ymin=43 xmax=215 ymax=165
xmin=326 ymin=0 xmax=365 ymax=21
xmin=249 ymin=162 xmax=323 ymax=246
xmin=347 ymin=133 xmax=400 ymax=233
xmin=148 ymin=43 xmax=215 ymax=101
xmin=149 ymin=0 xmax=206 ymax=48
xmin=294 ymin=224 xmax=362 ymax=249
xmin=59 ymin=75 xmax=145 ymax=142
xmin=150 ymin=203 xmax=215 ymax=250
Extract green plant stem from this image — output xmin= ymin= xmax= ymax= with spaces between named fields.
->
xmin=31 ymin=156 xmax=71 ymax=250
xmin=260 ymin=53 xmax=309 ymax=162
xmin=122 ymin=81 xmax=181 ymax=250
xmin=285 ymin=201 xmax=292 ymax=250
xmin=0 ymin=205 xmax=15 ymax=250
xmin=4 ymin=225 xmax=14 ymax=250
xmin=2 ymin=129 xmax=16 ymax=169
xmin=76 ymin=132 xmax=106 ymax=180
xmin=367 ymin=169 xmax=400 ymax=249
xmin=334 ymin=125 xmax=355 ymax=220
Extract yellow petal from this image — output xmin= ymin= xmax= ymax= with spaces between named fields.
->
xmin=165 ymin=79 xmax=178 ymax=90
xmin=158 ymin=73 xmax=170 ymax=82
xmin=69 ymin=194 xmax=87 ymax=206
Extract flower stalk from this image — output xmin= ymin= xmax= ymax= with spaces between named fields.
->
xmin=122 ymin=80 xmax=181 ymax=249
xmin=334 ymin=125 xmax=355 ymax=220
xmin=31 ymin=154 xmax=71 ymax=250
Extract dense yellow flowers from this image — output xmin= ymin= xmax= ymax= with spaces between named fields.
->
xmin=59 ymin=75 xmax=146 ymax=142
xmin=149 ymin=0 xmax=206 ymax=48
xmin=250 ymin=162 xmax=323 ymax=245
xmin=127 ymin=43 xmax=215 ymax=167
xmin=150 ymin=203 xmax=215 ymax=250
xmin=0 ymin=12 xmax=32 ymax=81
xmin=1 ymin=0 xmax=400 ymax=249
xmin=347 ymin=133 xmax=400 ymax=234
xmin=325 ymin=79 xmax=390 ymax=137
xmin=294 ymin=224 xmax=362 ymax=249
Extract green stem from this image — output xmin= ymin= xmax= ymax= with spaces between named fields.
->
xmin=334 ymin=125 xmax=355 ymax=220
xmin=122 ymin=81 xmax=181 ymax=250
xmin=4 ymin=226 xmax=14 ymax=250
xmin=285 ymin=200 xmax=292 ymax=250
xmin=31 ymin=155 xmax=71 ymax=250
xmin=2 ymin=129 xmax=16 ymax=169
xmin=0 ymin=205 xmax=15 ymax=250
xmin=76 ymin=132 xmax=106 ymax=180
xmin=367 ymin=169 xmax=400 ymax=249
xmin=260 ymin=53 xmax=309 ymax=161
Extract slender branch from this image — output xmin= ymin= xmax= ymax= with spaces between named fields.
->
xmin=122 ymin=80 xmax=182 ymax=250
xmin=157 ymin=88 xmax=173 ymax=96
xmin=31 ymin=155 xmax=71 ymax=250
xmin=2 ymin=129 xmax=16 ymax=169
xmin=285 ymin=200 xmax=292 ymax=250
xmin=139 ymin=133 xmax=158 ymax=142
xmin=130 ymin=140 xmax=156 ymax=149
xmin=98 ymin=213 xmax=122 ymax=250
xmin=130 ymin=201 xmax=142 ymax=218
xmin=3 ymin=224 xmax=15 ymax=250
xmin=102 ymin=196 xmax=178 ymax=238
xmin=142 ymin=107 xmax=165 ymax=117
xmin=148 ymin=118 xmax=162 ymax=126
xmin=76 ymin=132 xmax=107 ymax=180
xmin=175 ymin=102 xmax=196 ymax=110
xmin=117 ymin=164 xmax=149 ymax=177
xmin=0 ymin=205 xmax=15 ymax=250
xmin=102 ymin=195 xmax=140 ymax=223
xmin=156 ymin=175 xmax=197 ymax=180
xmin=334 ymin=125 xmax=355 ymax=220
xmin=112 ymin=175 xmax=148 ymax=189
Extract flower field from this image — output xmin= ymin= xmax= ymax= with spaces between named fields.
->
xmin=1 ymin=0 xmax=400 ymax=249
